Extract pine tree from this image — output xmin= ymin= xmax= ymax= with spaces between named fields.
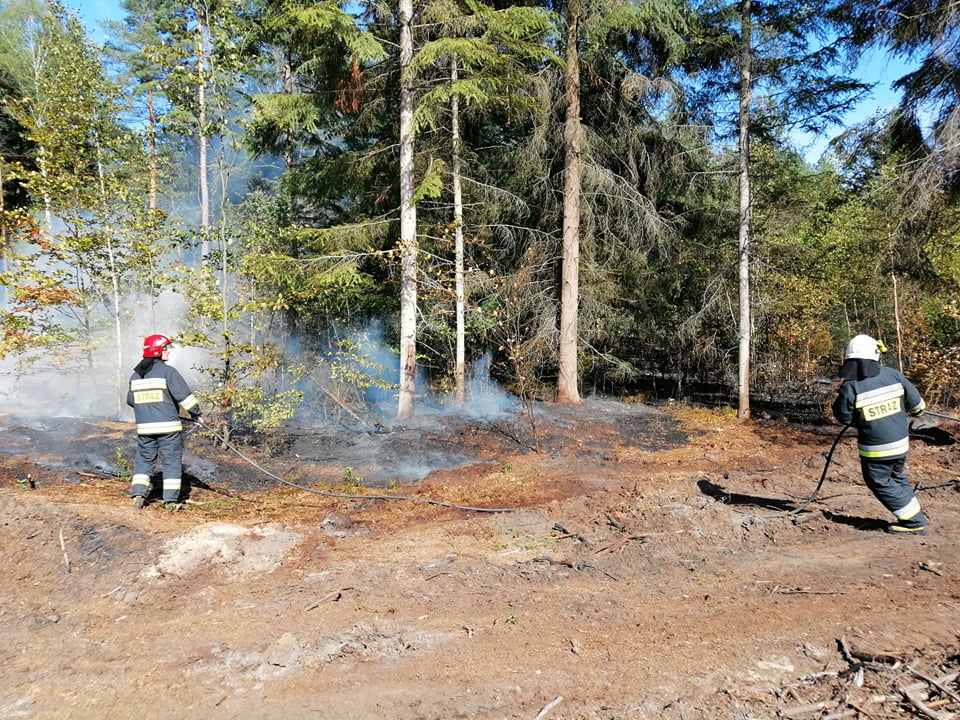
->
xmin=684 ymin=0 xmax=868 ymax=417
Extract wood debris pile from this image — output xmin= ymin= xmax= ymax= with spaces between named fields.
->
xmin=727 ymin=639 xmax=960 ymax=719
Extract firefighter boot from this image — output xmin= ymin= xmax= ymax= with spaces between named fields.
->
xmin=885 ymin=511 xmax=929 ymax=536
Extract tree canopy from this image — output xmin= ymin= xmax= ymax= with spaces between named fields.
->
xmin=1 ymin=0 xmax=958 ymax=429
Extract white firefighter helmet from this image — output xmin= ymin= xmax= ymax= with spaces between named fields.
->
xmin=844 ymin=334 xmax=881 ymax=361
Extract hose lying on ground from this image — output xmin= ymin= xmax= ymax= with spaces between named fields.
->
xmin=734 ymin=407 xmax=960 ymax=519
xmin=186 ymin=418 xmax=517 ymax=514
xmin=733 ymin=421 xmax=852 ymax=519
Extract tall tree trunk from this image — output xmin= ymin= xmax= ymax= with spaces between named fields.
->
xmin=37 ymin=143 xmax=52 ymax=232
xmin=95 ymin=136 xmax=124 ymax=415
xmin=397 ymin=0 xmax=418 ymax=420
xmin=29 ymin=56 xmax=52 ymax=232
xmin=282 ymin=55 xmax=295 ymax=171
xmin=557 ymin=0 xmax=582 ymax=405
xmin=147 ymin=88 xmax=158 ymax=211
xmin=451 ymin=57 xmax=466 ymax=403
xmin=891 ymin=271 xmax=904 ymax=371
xmin=196 ymin=21 xmax=210 ymax=259
xmin=737 ymin=0 xmax=752 ymax=419
xmin=0 ymin=156 xmax=5 ymax=309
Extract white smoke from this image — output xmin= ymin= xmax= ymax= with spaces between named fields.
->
xmin=0 ymin=288 xmax=200 ymax=420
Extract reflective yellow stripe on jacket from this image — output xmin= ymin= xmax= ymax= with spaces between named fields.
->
xmin=136 ymin=420 xmax=183 ymax=435
xmin=857 ymin=437 xmax=910 ymax=458
xmin=131 ymin=377 xmax=167 ymax=401
xmin=179 ymin=393 xmax=200 ymax=414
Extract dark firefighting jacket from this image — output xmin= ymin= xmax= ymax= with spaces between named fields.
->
xmin=832 ymin=366 xmax=925 ymax=459
xmin=127 ymin=359 xmax=200 ymax=435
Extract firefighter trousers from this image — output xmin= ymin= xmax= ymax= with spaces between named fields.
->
xmin=131 ymin=431 xmax=184 ymax=503
xmin=859 ymin=455 xmax=923 ymax=521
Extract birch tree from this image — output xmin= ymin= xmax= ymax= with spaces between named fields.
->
xmin=0 ymin=0 xmax=158 ymax=397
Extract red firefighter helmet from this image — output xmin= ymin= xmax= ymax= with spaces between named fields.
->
xmin=142 ymin=334 xmax=172 ymax=358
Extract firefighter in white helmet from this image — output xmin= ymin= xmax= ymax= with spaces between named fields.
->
xmin=127 ymin=334 xmax=203 ymax=509
xmin=832 ymin=334 xmax=928 ymax=535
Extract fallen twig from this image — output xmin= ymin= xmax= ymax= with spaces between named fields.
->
xmin=773 ymin=587 xmax=846 ymax=595
xmin=898 ymin=682 xmax=949 ymax=720
xmin=534 ymin=695 xmax=563 ymax=720
xmin=305 ymin=587 xmax=354 ymax=610
xmin=838 ymin=637 xmax=899 ymax=667
xmin=552 ymin=523 xmax=585 ymax=543
xmin=779 ymin=672 xmax=960 ymax=718
xmin=909 ymin=665 xmax=960 ymax=704
xmin=521 ymin=556 xmax=619 ymax=580
xmin=59 ymin=527 xmax=71 ymax=574
xmin=77 ymin=471 xmax=113 ymax=480
xmin=919 ymin=561 xmax=945 ymax=577
xmin=592 ymin=535 xmax=645 ymax=555
xmin=527 ymin=556 xmax=574 ymax=568
xmin=603 ymin=512 xmax=625 ymax=531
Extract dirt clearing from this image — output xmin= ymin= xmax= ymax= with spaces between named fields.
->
xmin=1 ymin=399 xmax=958 ymax=719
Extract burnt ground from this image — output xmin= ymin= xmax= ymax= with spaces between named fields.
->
xmin=0 ymin=398 xmax=959 ymax=720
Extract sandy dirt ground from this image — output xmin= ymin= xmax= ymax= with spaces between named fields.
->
xmin=0 ymin=399 xmax=958 ymax=720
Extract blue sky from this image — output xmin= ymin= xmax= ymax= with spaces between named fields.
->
xmin=67 ymin=0 xmax=122 ymax=40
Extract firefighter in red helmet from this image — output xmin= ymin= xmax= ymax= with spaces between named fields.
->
xmin=127 ymin=334 xmax=203 ymax=509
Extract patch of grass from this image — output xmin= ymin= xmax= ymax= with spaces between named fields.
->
xmin=342 ymin=467 xmax=364 ymax=490
xmin=191 ymin=497 xmax=243 ymax=511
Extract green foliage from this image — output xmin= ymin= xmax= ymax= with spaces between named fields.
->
xmin=176 ymin=260 xmax=305 ymax=438
xmin=341 ymin=466 xmax=363 ymax=490
xmin=114 ymin=446 xmax=132 ymax=483
xmin=245 ymin=0 xmax=385 ymax=159
xmin=0 ymin=1 xmax=168 ymax=370
xmin=408 ymin=0 xmax=559 ymax=133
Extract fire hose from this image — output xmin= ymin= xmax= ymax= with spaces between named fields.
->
xmin=186 ymin=408 xmax=960 ymax=518
xmin=923 ymin=409 xmax=960 ymax=424
xmin=734 ymin=421 xmax=853 ymax=519
xmin=738 ymin=408 xmax=960 ymax=519
xmin=184 ymin=418 xmax=516 ymax=514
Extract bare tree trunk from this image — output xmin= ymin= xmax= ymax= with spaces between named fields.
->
xmin=451 ymin=57 xmax=466 ymax=403
xmin=196 ymin=21 xmax=210 ymax=260
xmin=29 ymin=55 xmax=52 ymax=231
xmin=737 ymin=0 xmax=752 ymax=420
xmin=282 ymin=54 xmax=295 ymax=170
xmin=557 ymin=0 xmax=582 ymax=405
xmin=95 ymin=136 xmax=124 ymax=415
xmin=892 ymin=272 xmax=904 ymax=371
xmin=0 ymin=156 xmax=6 ymax=309
xmin=37 ymin=144 xmax=52 ymax=232
xmin=147 ymin=89 xmax=158 ymax=211
xmin=397 ymin=0 xmax=418 ymax=420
